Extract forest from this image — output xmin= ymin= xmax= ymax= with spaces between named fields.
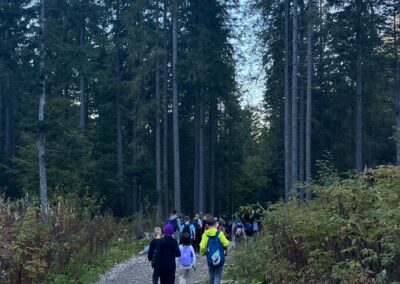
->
xmin=0 ymin=0 xmax=400 ymax=283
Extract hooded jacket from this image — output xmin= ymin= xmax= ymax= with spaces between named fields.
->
xmin=154 ymin=235 xmax=181 ymax=270
xmin=199 ymin=227 xmax=230 ymax=255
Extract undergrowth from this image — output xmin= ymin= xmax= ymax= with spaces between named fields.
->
xmin=228 ymin=166 xmax=400 ymax=283
xmin=0 ymin=194 xmax=145 ymax=284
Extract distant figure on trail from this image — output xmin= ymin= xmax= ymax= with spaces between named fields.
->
xmin=232 ymin=215 xmax=247 ymax=244
xmin=180 ymin=216 xmax=196 ymax=241
xmin=200 ymin=215 xmax=230 ymax=284
xmin=153 ymin=224 xmax=181 ymax=284
xmin=178 ymin=232 xmax=196 ymax=283
xmin=148 ymin=227 xmax=163 ymax=284
xmin=192 ymin=214 xmax=202 ymax=253
xmin=252 ymin=218 xmax=260 ymax=236
xmin=166 ymin=210 xmax=181 ymax=243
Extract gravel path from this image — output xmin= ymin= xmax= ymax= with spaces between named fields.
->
xmin=96 ymin=254 xmax=210 ymax=284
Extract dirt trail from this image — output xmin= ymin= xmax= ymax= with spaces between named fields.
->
xmin=96 ymin=253 xmax=210 ymax=284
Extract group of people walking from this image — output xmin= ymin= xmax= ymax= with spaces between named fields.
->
xmin=147 ymin=211 xmax=232 ymax=284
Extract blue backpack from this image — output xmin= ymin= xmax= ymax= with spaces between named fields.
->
xmin=206 ymin=230 xmax=225 ymax=268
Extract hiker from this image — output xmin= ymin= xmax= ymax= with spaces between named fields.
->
xmin=252 ymin=219 xmax=260 ymax=236
xmin=232 ymin=216 xmax=247 ymax=245
xmin=200 ymin=215 xmax=230 ymax=284
xmin=192 ymin=214 xmax=202 ymax=253
xmin=166 ymin=210 xmax=181 ymax=243
xmin=148 ymin=227 xmax=163 ymax=284
xmin=178 ymin=232 xmax=196 ymax=283
xmin=244 ymin=220 xmax=253 ymax=237
xmin=180 ymin=216 xmax=196 ymax=241
xmin=153 ymin=224 xmax=181 ymax=284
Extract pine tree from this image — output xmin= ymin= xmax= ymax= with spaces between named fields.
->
xmin=38 ymin=0 xmax=48 ymax=219
xmin=306 ymin=0 xmax=314 ymax=200
xmin=172 ymin=0 xmax=181 ymax=213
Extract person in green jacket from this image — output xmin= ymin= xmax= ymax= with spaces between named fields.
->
xmin=200 ymin=215 xmax=230 ymax=284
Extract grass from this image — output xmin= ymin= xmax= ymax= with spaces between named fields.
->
xmin=45 ymin=238 xmax=147 ymax=284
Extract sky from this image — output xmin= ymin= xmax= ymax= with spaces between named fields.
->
xmin=230 ymin=0 xmax=266 ymax=108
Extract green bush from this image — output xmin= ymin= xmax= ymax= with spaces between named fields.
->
xmin=0 ymin=194 xmax=140 ymax=284
xmin=228 ymin=166 xmax=400 ymax=283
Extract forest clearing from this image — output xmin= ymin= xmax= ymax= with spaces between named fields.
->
xmin=1 ymin=0 xmax=400 ymax=283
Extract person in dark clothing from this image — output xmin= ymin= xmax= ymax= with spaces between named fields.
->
xmin=148 ymin=227 xmax=163 ymax=284
xmin=153 ymin=224 xmax=181 ymax=284
xmin=192 ymin=214 xmax=202 ymax=252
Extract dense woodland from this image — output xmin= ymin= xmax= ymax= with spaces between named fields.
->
xmin=0 ymin=0 xmax=399 ymax=218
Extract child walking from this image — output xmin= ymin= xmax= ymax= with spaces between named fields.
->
xmin=178 ymin=233 xmax=196 ymax=284
xmin=148 ymin=227 xmax=163 ymax=284
xmin=200 ymin=215 xmax=230 ymax=284
xmin=153 ymin=224 xmax=181 ymax=284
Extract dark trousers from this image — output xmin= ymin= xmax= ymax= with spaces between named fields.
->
xmin=194 ymin=230 xmax=201 ymax=252
xmin=208 ymin=264 xmax=224 ymax=284
xmin=159 ymin=268 xmax=176 ymax=284
xmin=152 ymin=267 xmax=160 ymax=284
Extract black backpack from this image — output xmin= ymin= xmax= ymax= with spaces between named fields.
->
xmin=192 ymin=219 xmax=200 ymax=230
xmin=181 ymin=223 xmax=191 ymax=236
xmin=167 ymin=218 xmax=179 ymax=232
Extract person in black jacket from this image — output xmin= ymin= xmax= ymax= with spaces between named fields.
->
xmin=148 ymin=227 xmax=163 ymax=284
xmin=153 ymin=224 xmax=181 ymax=284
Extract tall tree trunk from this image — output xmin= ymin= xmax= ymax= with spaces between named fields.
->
xmin=209 ymin=96 xmax=217 ymax=215
xmin=299 ymin=88 xmax=305 ymax=201
xmin=162 ymin=0 xmax=169 ymax=216
xmin=198 ymin=90 xmax=204 ymax=214
xmin=172 ymin=0 xmax=181 ymax=213
xmin=38 ymin=0 xmax=48 ymax=219
xmin=306 ymin=0 xmax=314 ymax=200
xmin=284 ymin=0 xmax=291 ymax=202
xmin=162 ymin=26 xmax=169 ymax=216
xmin=4 ymin=75 xmax=13 ymax=159
xmin=291 ymin=0 xmax=299 ymax=197
xmin=155 ymin=0 xmax=162 ymax=223
xmin=132 ymin=121 xmax=138 ymax=214
xmin=4 ymin=95 xmax=11 ymax=158
xmin=116 ymin=0 xmax=123 ymax=190
xmin=394 ymin=11 xmax=400 ymax=165
xmin=193 ymin=90 xmax=199 ymax=213
xmin=298 ymin=1 xmax=305 ymax=202
xmin=79 ymin=23 xmax=86 ymax=129
xmin=0 ymin=84 xmax=2 ymax=153
xmin=355 ymin=0 xmax=363 ymax=173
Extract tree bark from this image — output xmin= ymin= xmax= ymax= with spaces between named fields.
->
xmin=162 ymin=0 xmax=169 ymax=216
xmin=210 ymin=96 xmax=217 ymax=215
xmin=132 ymin=121 xmax=138 ymax=214
xmin=306 ymin=0 xmax=314 ymax=200
xmin=79 ymin=22 xmax=86 ymax=129
xmin=291 ymin=0 xmax=299 ymax=197
xmin=355 ymin=0 xmax=363 ymax=173
xmin=4 ymin=95 xmax=11 ymax=158
xmin=4 ymin=75 xmax=13 ymax=159
xmin=0 ymin=84 xmax=2 ymax=153
xmin=284 ymin=0 xmax=291 ymax=202
xmin=38 ymin=0 xmax=48 ymax=219
xmin=193 ymin=90 xmax=199 ymax=214
xmin=198 ymin=89 xmax=205 ymax=214
xmin=116 ymin=0 xmax=124 ymax=190
xmin=299 ymin=87 xmax=305 ymax=201
xmin=393 ymin=10 xmax=400 ymax=165
xmin=172 ymin=0 xmax=181 ymax=213
xmin=155 ymin=0 xmax=162 ymax=223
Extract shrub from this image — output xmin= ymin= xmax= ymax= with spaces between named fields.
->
xmin=228 ymin=166 xmax=400 ymax=283
xmin=0 ymin=194 xmax=139 ymax=283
